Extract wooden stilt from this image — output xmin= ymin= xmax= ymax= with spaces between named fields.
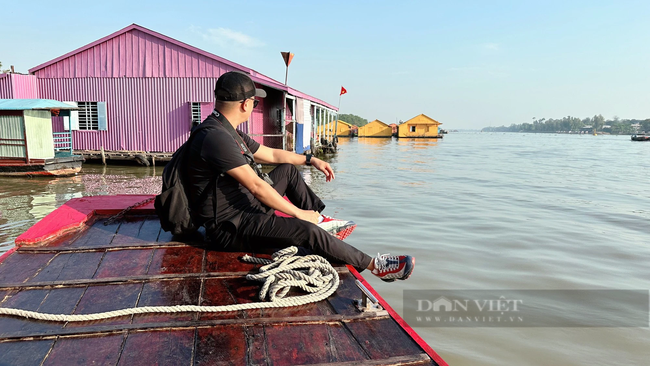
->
xmin=100 ymin=146 xmax=106 ymax=165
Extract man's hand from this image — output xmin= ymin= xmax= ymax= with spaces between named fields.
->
xmin=310 ymin=158 xmax=335 ymax=182
xmin=295 ymin=209 xmax=321 ymax=225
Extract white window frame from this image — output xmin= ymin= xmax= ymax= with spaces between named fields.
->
xmin=66 ymin=101 xmax=107 ymax=131
xmin=410 ymin=125 xmax=416 ymax=133
xmin=190 ymin=102 xmax=202 ymax=125
xmin=78 ymin=102 xmax=99 ymax=130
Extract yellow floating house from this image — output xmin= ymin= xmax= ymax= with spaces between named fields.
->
xmin=358 ymin=119 xmax=392 ymax=138
xmin=398 ymin=114 xmax=442 ymax=138
xmin=318 ymin=120 xmax=354 ymax=137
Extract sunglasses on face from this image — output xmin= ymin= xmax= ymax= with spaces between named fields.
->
xmin=242 ymin=98 xmax=259 ymax=108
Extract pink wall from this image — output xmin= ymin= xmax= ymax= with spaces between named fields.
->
xmin=0 ymin=74 xmax=12 ymax=98
xmin=11 ymin=74 xmax=39 ymax=98
xmin=0 ymin=74 xmax=38 ymax=99
xmin=39 ymin=77 xmax=281 ymax=152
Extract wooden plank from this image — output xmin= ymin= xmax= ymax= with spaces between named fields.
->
xmin=264 ymin=323 xmax=367 ymax=365
xmin=0 ymin=271 xmax=253 ymax=290
xmin=194 ymin=326 xmax=247 ymax=366
xmin=308 ymin=354 xmax=434 ymax=366
xmin=94 ymin=249 xmax=153 ymax=278
xmin=200 ymin=278 xmax=244 ymax=320
xmin=42 ymin=333 xmax=125 ymax=366
xmin=262 ymin=295 xmax=334 ymax=318
xmin=0 ymin=289 xmax=62 ymax=337
xmin=67 ymin=283 xmax=142 ymax=327
xmin=244 ymin=325 xmax=268 ymax=365
xmin=0 ymin=313 xmax=390 ymax=340
xmin=38 ymin=287 xmax=86 ymax=317
xmin=0 ymin=289 xmax=12 ymax=304
xmin=133 ymin=279 xmax=201 ymax=323
xmin=138 ymin=217 xmax=163 ymax=242
xmin=157 ymin=229 xmax=173 ymax=243
xmin=30 ymin=252 xmax=104 ymax=282
xmin=344 ymin=318 xmax=424 ymax=359
xmin=328 ymin=272 xmax=363 ymax=316
xmin=118 ymin=329 xmax=194 ymax=366
xmin=16 ymin=241 xmax=190 ymax=253
xmin=147 ymin=247 xmax=204 ymax=275
xmin=205 ymin=251 xmax=265 ymax=273
xmin=0 ymin=339 xmax=55 ymax=366
xmin=0 ymin=253 xmax=55 ymax=283
xmin=0 ymin=268 xmax=351 ymax=291
xmin=110 ymin=217 xmax=146 ymax=246
xmin=68 ymin=218 xmax=121 ymax=249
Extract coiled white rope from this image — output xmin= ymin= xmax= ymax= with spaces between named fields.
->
xmin=0 ymin=247 xmax=339 ymax=322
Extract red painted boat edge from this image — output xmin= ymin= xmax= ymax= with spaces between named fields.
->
xmin=15 ymin=195 xmax=156 ymax=246
xmin=347 ymin=265 xmax=449 ymax=366
xmin=0 ymin=246 xmax=18 ymax=265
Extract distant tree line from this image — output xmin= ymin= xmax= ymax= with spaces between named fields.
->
xmin=337 ymin=113 xmax=368 ymax=127
xmin=482 ymin=115 xmax=650 ymax=134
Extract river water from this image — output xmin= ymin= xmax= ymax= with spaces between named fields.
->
xmin=1 ymin=133 xmax=649 ymax=365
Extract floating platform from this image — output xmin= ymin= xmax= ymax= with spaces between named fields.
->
xmin=76 ymin=150 xmax=173 ymax=165
xmin=0 ymin=155 xmax=83 ymax=176
xmin=0 ymin=196 xmax=447 ymax=365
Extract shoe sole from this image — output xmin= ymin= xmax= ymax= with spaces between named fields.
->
xmin=334 ymin=224 xmax=357 ymax=240
xmin=400 ymin=256 xmax=415 ymax=281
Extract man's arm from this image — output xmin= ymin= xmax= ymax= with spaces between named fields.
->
xmin=253 ymin=145 xmax=335 ymax=182
xmin=226 ymin=163 xmax=320 ymax=224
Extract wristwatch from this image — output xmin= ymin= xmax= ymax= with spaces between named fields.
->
xmin=305 ymin=153 xmax=312 ymax=166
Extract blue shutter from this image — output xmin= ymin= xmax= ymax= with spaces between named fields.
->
xmin=97 ymin=102 xmax=107 ymax=131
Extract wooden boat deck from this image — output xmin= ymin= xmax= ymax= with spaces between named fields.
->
xmin=0 ymin=196 xmax=447 ymax=366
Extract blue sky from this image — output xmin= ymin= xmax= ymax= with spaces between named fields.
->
xmin=2 ymin=0 xmax=649 ymax=129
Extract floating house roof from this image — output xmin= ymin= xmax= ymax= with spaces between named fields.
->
xmin=0 ymin=99 xmax=78 ymax=111
xmin=404 ymin=114 xmax=442 ymax=125
xmin=28 ymin=24 xmax=337 ymax=110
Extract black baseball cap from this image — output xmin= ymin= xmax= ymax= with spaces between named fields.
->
xmin=215 ymin=71 xmax=267 ymax=101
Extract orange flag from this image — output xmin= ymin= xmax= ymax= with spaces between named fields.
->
xmin=340 ymin=86 xmax=347 ymax=95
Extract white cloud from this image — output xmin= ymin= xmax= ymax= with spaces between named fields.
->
xmin=483 ymin=43 xmax=500 ymax=50
xmin=190 ymin=26 xmax=264 ymax=48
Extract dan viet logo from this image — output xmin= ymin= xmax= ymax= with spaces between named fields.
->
xmin=404 ymin=289 xmax=649 ymax=328
xmin=414 ymin=295 xmax=525 ymax=325
xmin=418 ymin=295 xmax=523 ymax=313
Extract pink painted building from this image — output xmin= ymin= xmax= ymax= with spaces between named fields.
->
xmin=1 ymin=24 xmax=339 ymax=155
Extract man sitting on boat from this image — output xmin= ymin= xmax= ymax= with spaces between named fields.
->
xmin=184 ymin=71 xmax=415 ymax=282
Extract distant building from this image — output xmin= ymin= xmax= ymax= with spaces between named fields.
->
xmin=358 ymin=119 xmax=392 ymax=137
xmin=388 ymin=123 xmax=398 ymax=136
xmin=318 ymin=120 xmax=354 ymax=137
xmin=398 ymin=114 xmax=442 ymax=138
xmin=0 ymin=24 xmax=338 ymax=159
xmin=0 ymin=99 xmax=83 ymax=175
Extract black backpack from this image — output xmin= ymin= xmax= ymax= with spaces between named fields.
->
xmin=155 ymin=123 xmax=215 ymax=236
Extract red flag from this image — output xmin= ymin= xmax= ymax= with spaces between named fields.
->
xmin=340 ymin=86 xmax=347 ymax=95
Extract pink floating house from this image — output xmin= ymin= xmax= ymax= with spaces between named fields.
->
xmin=0 ymin=24 xmax=339 ymax=162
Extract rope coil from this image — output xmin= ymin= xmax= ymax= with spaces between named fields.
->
xmin=0 ymin=247 xmax=339 ymax=322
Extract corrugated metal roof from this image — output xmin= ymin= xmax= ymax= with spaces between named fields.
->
xmin=0 ymin=99 xmax=78 ymax=110
xmin=28 ymin=24 xmax=338 ymax=111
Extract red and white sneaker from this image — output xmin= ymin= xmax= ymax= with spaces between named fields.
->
xmin=371 ymin=253 xmax=415 ymax=282
xmin=317 ymin=215 xmax=357 ymax=240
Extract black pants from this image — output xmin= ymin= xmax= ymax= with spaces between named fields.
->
xmin=208 ymin=164 xmax=372 ymax=272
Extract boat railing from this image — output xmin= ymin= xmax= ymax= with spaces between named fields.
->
xmin=53 ymin=131 xmax=73 ymax=153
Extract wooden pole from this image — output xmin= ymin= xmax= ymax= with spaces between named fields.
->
xmin=100 ymin=146 xmax=106 ymax=165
